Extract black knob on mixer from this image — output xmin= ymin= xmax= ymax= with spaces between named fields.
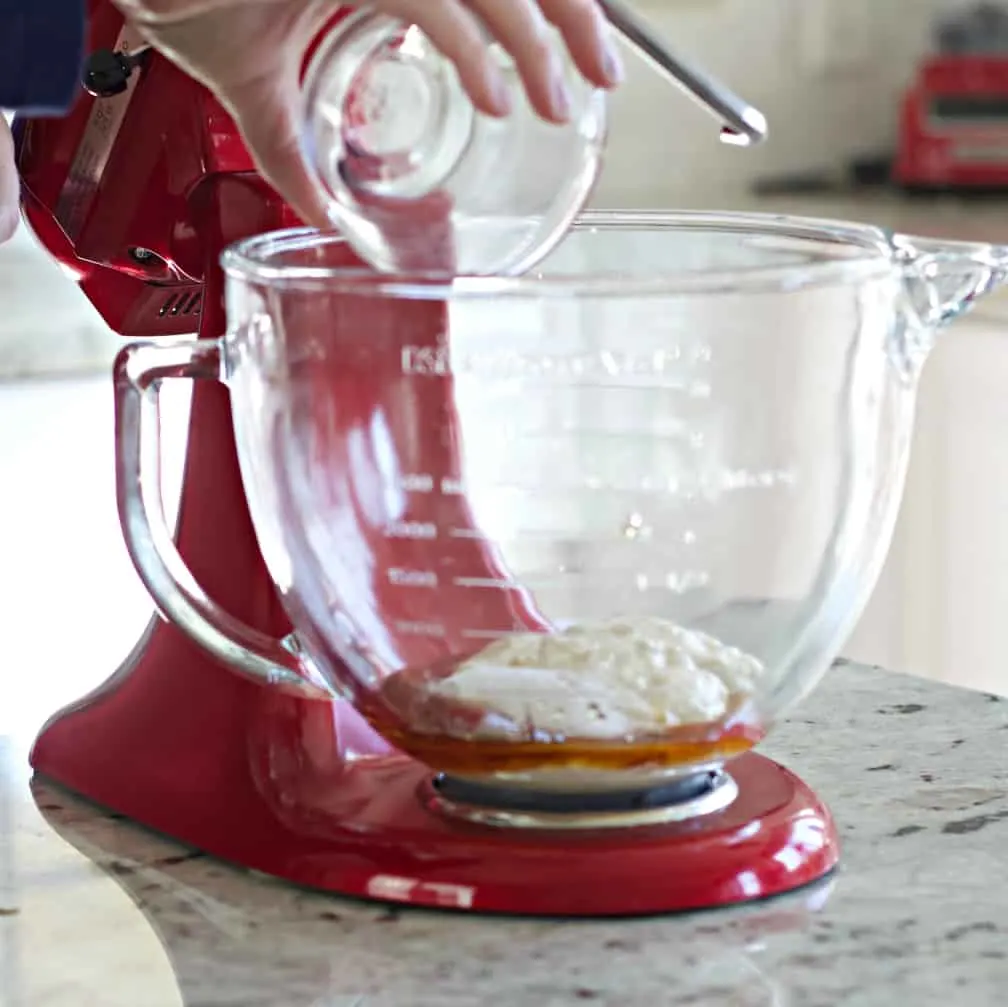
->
xmin=82 ymin=48 xmax=147 ymax=98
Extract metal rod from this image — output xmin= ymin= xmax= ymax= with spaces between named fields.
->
xmin=599 ymin=0 xmax=768 ymax=146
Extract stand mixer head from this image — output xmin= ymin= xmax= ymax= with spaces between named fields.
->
xmin=15 ymin=3 xmax=300 ymax=337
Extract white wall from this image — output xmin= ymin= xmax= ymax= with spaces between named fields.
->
xmin=594 ymin=0 xmax=947 ymax=208
xmin=0 ymin=226 xmax=120 ymax=379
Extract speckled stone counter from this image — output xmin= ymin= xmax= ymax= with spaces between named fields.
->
xmin=4 ymin=660 xmax=1008 ymax=1006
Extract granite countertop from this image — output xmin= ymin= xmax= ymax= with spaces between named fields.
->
xmin=3 ymin=659 xmax=1008 ymax=1006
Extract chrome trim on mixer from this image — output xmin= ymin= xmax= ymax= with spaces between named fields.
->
xmin=420 ymin=770 xmax=739 ymax=830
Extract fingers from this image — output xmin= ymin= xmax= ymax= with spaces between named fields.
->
xmin=464 ymin=0 xmax=569 ymax=123
xmin=537 ymin=0 xmax=622 ymax=90
xmin=380 ymin=0 xmax=512 ymax=118
xmin=419 ymin=0 xmax=622 ymax=123
xmin=387 ymin=0 xmax=621 ymax=124
xmin=0 ymin=117 xmax=19 ymax=244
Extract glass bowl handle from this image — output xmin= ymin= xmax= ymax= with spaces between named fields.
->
xmin=113 ymin=339 xmax=333 ymax=700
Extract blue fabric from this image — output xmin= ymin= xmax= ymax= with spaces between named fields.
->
xmin=0 ymin=0 xmax=85 ymax=114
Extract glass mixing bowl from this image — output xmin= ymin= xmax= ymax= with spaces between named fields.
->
xmin=114 ymin=211 xmax=1008 ymax=796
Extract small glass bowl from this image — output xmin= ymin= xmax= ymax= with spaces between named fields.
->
xmin=301 ymin=10 xmax=607 ymax=275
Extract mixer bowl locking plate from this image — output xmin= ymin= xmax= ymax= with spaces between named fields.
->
xmin=424 ymin=768 xmax=740 ymax=830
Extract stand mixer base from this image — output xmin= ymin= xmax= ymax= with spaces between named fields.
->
xmin=30 ymin=625 xmax=839 ymax=917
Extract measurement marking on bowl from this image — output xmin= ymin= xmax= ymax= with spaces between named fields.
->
xmin=452 ymin=577 xmax=519 ymax=589
xmin=400 ymin=473 xmax=435 ymax=493
xmin=477 ymin=467 xmax=798 ymax=499
xmin=388 ymin=568 xmax=438 ymax=587
xmin=385 ymin=521 xmax=438 ymax=539
xmin=392 ymin=475 xmax=466 ymax=496
xmin=461 ymin=628 xmax=523 ymax=641
xmin=394 ymin=620 xmax=446 ymax=638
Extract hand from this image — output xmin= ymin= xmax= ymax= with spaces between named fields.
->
xmin=0 ymin=117 xmax=18 ymax=244
xmin=113 ymin=0 xmax=623 ymax=228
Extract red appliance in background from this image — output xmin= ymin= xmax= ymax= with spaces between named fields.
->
xmin=895 ymin=54 xmax=1008 ymax=189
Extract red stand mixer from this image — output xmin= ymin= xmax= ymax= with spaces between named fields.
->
xmin=14 ymin=1 xmax=839 ymax=916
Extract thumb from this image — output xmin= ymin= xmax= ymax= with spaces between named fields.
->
xmin=224 ymin=76 xmax=332 ymax=231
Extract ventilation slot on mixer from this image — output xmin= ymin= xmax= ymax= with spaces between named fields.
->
xmin=158 ymin=292 xmax=203 ymax=318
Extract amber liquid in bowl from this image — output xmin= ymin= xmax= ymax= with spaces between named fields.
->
xmin=368 ymin=664 xmax=765 ymax=783
xmin=372 ymin=717 xmax=761 ymax=777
